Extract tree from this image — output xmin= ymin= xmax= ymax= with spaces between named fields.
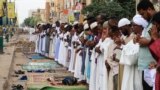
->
xmin=82 ymin=0 xmax=136 ymax=20
xmin=24 ymin=17 xmax=32 ymax=26
xmin=24 ymin=16 xmax=42 ymax=27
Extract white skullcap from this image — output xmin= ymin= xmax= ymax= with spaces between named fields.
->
xmin=132 ymin=14 xmax=148 ymax=28
xmin=83 ymin=20 xmax=87 ymax=25
xmin=73 ymin=21 xmax=79 ymax=26
xmin=103 ymin=21 xmax=108 ymax=28
xmin=41 ymin=23 xmax=45 ymax=25
xmin=52 ymin=24 xmax=56 ymax=27
xmin=84 ymin=24 xmax=89 ymax=30
xmin=64 ymin=24 xmax=68 ymax=28
xmin=90 ymin=22 xmax=98 ymax=29
xmin=118 ymin=18 xmax=131 ymax=28
xmin=59 ymin=20 xmax=62 ymax=24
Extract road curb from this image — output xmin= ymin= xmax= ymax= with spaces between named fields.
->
xmin=3 ymin=46 xmax=15 ymax=90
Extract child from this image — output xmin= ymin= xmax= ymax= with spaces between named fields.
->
xmin=144 ymin=61 xmax=157 ymax=90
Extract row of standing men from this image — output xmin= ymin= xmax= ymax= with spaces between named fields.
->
xmin=32 ymin=0 xmax=160 ymax=90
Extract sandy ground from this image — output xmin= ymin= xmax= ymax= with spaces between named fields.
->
xmin=0 ymin=34 xmax=18 ymax=90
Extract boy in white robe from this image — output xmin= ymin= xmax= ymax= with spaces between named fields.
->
xmin=144 ymin=61 xmax=156 ymax=90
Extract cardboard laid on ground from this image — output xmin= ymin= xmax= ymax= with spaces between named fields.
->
xmin=27 ymin=73 xmax=54 ymax=85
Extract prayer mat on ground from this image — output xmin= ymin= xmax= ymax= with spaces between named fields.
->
xmin=40 ymin=86 xmax=87 ymax=90
xmin=22 ymin=61 xmax=61 ymax=71
xmin=31 ymin=54 xmax=45 ymax=60
xmin=27 ymin=86 xmax=87 ymax=90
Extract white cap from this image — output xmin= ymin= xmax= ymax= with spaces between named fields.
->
xmin=84 ymin=24 xmax=89 ymax=30
xmin=64 ymin=24 xmax=68 ymax=28
xmin=52 ymin=24 xmax=56 ymax=27
xmin=73 ymin=21 xmax=79 ymax=26
xmin=118 ymin=18 xmax=131 ymax=28
xmin=83 ymin=20 xmax=87 ymax=25
xmin=103 ymin=21 xmax=108 ymax=28
xmin=90 ymin=22 xmax=98 ymax=29
xmin=59 ymin=20 xmax=62 ymax=24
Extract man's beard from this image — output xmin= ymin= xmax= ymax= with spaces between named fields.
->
xmin=147 ymin=16 xmax=151 ymax=22
xmin=122 ymin=29 xmax=129 ymax=36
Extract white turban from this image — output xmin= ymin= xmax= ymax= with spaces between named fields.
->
xmin=52 ymin=24 xmax=56 ymax=27
xmin=83 ymin=20 xmax=87 ymax=25
xmin=118 ymin=18 xmax=131 ymax=28
xmin=64 ymin=24 xmax=68 ymax=28
xmin=84 ymin=23 xmax=89 ymax=30
xmin=132 ymin=14 xmax=148 ymax=28
xmin=73 ymin=21 xmax=79 ymax=26
xmin=90 ymin=22 xmax=98 ymax=29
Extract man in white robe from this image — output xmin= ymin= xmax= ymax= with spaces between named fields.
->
xmin=118 ymin=18 xmax=143 ymax=90
xmin=95 ymin=22 xmax=113 ymax=90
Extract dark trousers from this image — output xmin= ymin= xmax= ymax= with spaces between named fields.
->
xmin=142 ymin=71 xmax=153 ymax=90
xmin=113 ymin=74 xmax=118 ymax=90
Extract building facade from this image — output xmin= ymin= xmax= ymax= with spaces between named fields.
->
xmin=28 ymin=9 xmax=46 ymax=23
xmin=44 ymin=0 xmax=92 ymax=23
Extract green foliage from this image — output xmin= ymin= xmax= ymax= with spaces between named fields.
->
xmin=82 ymin=0 xmax=136 ymax=20
xmin=119 ymin=0 xmax=136 ymax=19
xmin=24 ymin=16 xmax=41 ymax=27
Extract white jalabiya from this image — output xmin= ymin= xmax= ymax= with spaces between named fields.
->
xmin=85 ymin=48 xmax=90 ymax=84
xmin=58 ymin=33 xmax=64 ymax=64
xmin=35 ymin=34 xmax=39 ymax=53
xmin=42 ymin=31 xmax=46 ymax=55
xmin=107 ymin=42 xmax=117 ymax=90
xmin=62 ymin=32 xmax=70 ymax=67
xmin=49 ymin=35 xmax=54 ymax=58
xmin=89 ymin=48 xmax=96 ymax=90
xmin=68 ymin=47 xmax=76 ymax=72
xmin=96 ymin=38 xmax=113 ymax=90
xmin=121 ymin=62 xmax=143 ymax=90
xmin=68 ymin=33 xmax=78 ymax=72
xmin=74 ymin=31 xmax=86 ymax=81
xmin=74 ymin=47 xmax=85 ymax=81
xmin=89 ymin=39 xmax=102 ymax=90
xmin=121 ymin=39 xmax=143 ymax=90
xmin=68 ymin=36 xmax=75 ymax=72
xmin=52 ymin=35 xmax=56 ymax=58
xmin=38 ymin=32 xmax=43 ymax=54
xmin=121 ymin=65 xmax=135 ymax=90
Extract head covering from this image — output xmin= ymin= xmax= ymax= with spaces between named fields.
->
xmin=64 ymin=24 xmax=68 ymax=28
xmin=90 ymin=22 xmax=98 ymax=29
xmin=52 ymin=24 xmax=56 ymax=27
xmin=103 ymin=21 xmax=109 ymax=28
xmin=73 ymin=21 xmax=79 ymax=26
xmin=118 ymin=18 xmax=131 ymax=28
xmin=83 ymin=20 xmax=87 ymax=25
xmin=132 ymin=14 xmax=148 ymax=28
xmin=84 ymin=23 xmax=89 ymax=30
xmin=59 ymin=20 xmax=62 ymax=24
